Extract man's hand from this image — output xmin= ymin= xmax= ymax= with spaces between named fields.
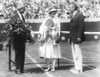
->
xmin=68 ymin=38 xmax=71 ymax=43
xmin=77 ymin=38 xmax=81 ymax=42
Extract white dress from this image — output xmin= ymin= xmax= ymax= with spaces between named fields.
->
xmin=39 ymin=17 xmax=61 ymax=59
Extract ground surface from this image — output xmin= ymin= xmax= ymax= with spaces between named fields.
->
xmin=0 ymin=41 xmax=100 ymax=77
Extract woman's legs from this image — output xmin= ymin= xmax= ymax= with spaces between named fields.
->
xmin=45 ymin=58 xmax=56 ymax=72
xmin=45 ymin=58 xmax=51 ymax=71
xmin=51 ymin=58 xmax=56 ymax=71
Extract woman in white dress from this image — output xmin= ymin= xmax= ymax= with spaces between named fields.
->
xmin=38 ymin=8 xmax=61 ymax=72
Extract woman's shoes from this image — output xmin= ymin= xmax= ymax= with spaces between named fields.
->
xmin=44 ymin=68 xmax=55 ymax=72
xmin=44 ymin=67 xmax=51 ymax=72
xmin=15 ymin=69 xmax=23 ymax=75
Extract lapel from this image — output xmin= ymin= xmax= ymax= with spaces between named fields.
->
xmin=70 ymin=11 xmax=79 ymax=22
xmin=17 ymin=11 xmax=23 ymax=20
xmin=17 ymin=11 xmax=25 ymax=21
xmin=21 ymin=14 xmax=25 ymax=21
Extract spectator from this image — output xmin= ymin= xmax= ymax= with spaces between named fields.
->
xmin=0 ymin=0 xmax=100 ymax=19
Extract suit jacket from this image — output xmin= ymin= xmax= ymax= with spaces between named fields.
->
xmin=69 ymin=11 xmax=85 ymax=44
xmin=10 ymin=11 xmax=27 ymax=47
xmin=10 ymin=11 xmax=34 ymax=43
xmin=9 ymin=10 xmax=26 ymax=27
xmin=9 ymin=10 xmax=30 ymax=35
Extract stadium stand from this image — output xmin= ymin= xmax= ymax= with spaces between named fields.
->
xmin=0 ymin=0 xmax=100 ymax=19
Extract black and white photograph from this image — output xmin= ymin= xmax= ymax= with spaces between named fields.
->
xmin=0 ymin=0 xmax=100 ymax=77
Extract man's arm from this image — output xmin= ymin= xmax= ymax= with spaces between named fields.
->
xmin=78 ymin=13 xmax=85 ymax=39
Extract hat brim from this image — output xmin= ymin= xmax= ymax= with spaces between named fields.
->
xmin=49 ymin=9 xmax=57 ymax=14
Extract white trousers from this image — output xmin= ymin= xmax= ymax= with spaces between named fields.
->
xmin=71 ymin=43 xmax=83 ymax=70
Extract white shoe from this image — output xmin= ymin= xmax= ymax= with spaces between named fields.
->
xmin=44 ymin=68 xmax=51 ymax=72
xmin=53 ymin=42 xmax=57 ymax=45
xmin=70 ymin=69 xmax=82 ymax=73
xmin=51 ymin=68 xmax=55 ymax=72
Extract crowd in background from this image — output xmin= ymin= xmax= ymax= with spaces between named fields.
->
xmin=0 ymin=0 xmax=100 ymax=19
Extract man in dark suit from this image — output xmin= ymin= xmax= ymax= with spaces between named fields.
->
xmin=9 ymin=5 xmax=28 ymax=74
xmin=68 ymin=3 xmax=85 ymax=73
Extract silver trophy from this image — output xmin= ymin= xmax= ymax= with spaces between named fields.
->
xmin=49 ymin=27 xmax=58 ymax=45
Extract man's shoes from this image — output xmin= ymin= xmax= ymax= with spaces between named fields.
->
xmin=70 ymin=69 xmax=82 ymax=73
xmin=20 ymin=70 xmax=24 ymax=73
xmin=15 ymin=69 xmax=23 ymax=75
xmin=51 ymin=68 xmax=55 ymax=72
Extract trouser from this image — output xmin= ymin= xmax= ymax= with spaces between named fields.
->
xmin=14 ymin=42 xmax=25 ymax=71
xmin=71 ymin=43 xmax=83 ymax=70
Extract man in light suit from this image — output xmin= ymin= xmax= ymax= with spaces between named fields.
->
xmin=68 ymin=3 xmax=85 ymax=73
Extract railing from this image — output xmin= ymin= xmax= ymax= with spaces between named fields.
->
xmin=0 ymin=18 xmax=100 ymax=41
xmin=0 ymin=18 xmax=100 ymax=23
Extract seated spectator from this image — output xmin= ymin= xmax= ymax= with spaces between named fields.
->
xmin=0 ymin=0 xmax=100 ymax=19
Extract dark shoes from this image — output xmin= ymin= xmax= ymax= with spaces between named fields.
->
xmin=20 ymin=70 xmax=25 ymax=73
xmin=15 ymin=69 xmax=24 ymax=75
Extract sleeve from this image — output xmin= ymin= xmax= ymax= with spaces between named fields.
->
xmin=55 ymin=19 xmax=61 ymax=43
xmin=57 ymin=19 xmax=60 ymax=37
xmin=78 ymin=13 xmax=85 ymax=38
xmin=39 ymin=21 xmax=46 ymax=35
xmin=39 ymin=19 xmax=47 ymax=40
